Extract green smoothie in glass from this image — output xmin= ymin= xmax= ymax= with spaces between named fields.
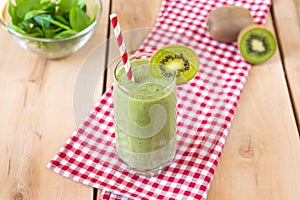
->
xmin=113 ymin=56 xmax=177 ymax=176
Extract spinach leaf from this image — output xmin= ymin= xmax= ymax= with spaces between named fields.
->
xmin=8 ymin=1 xmax=16 ymax=19
xmin=15 ymin=0 xmax=40 ymax=18
xmin=33 ymin=15 xmax=51 ymax=27
xmin=7 ymin=23 xmax=27 ymax=35
xmin=16 ymin=20 xmax=32 ymax=33
xmin=31 ymin=26 xmax=43 ymax=37
xmin=54 ymin=15 xmax=69 ymax=26
xmin=36 ymin=0 xmax=53 ymax=11
xmin=58 ymin=0 xmax=77 ymax=12
xmin=34 ymin=14 xmax=70 ymax=30
xmin=54 ymin=29 xmax=77 ymax=38
xmin=69 ymin=5 xmax=91 ymax=32
xmin=24 ymin=10 xmax=47 ymax=20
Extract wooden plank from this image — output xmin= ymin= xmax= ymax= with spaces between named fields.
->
xmin=207 ymin=14 xmax=300 ymax=199
xmin=272 ymin=0 xmax=300 ymax=130
xmin=105 ymin=0 xmax=162 ymax=89
xmin=97 ymin=0 xmax=162 ymax=197
xmin=0 ymin=0 xmax=110 ymax=199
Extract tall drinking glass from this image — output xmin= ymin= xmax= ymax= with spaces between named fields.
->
xmin=113 ymin=54 xmax=177 ymax=177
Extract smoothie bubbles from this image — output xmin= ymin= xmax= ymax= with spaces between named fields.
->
xmin=110 ymin=14 xmax=199 ymax=176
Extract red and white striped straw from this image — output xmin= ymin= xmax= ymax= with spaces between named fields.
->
xmin=110 ymin=13 xmax=134 ymax=81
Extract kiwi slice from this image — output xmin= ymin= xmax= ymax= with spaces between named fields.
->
xmin=150 ymin=45 xmax=199 ymax=85
xmin=238 ymin=24 xmax=276 ymax=64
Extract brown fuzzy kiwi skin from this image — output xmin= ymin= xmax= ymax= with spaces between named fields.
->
xmin=206 ymin=6 xmax=254 ymax=43
xmin=237 ymin=24 xmax=277 ymax=64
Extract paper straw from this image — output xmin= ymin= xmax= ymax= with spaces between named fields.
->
xmin=110 ymin=13 xmax=134 ymax=81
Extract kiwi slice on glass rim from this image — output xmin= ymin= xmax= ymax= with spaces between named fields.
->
xmin=150 ymin=45 xmax=200 ymax=85
xmin=238 ymin=24 xmax=277 ymax=64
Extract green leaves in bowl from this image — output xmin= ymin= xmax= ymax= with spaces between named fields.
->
xmin=7 ymin=0 xmax=98 ymax=39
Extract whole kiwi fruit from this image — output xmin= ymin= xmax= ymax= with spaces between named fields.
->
xmin=206 ymin=6 xmax=254 ymax=43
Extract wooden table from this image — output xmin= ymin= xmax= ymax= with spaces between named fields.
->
xmin=1 ymin=0 xmax=300 ymax=199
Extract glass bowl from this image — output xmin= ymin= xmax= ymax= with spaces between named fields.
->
xmin=0 ymin=0 xmax=102 ymax=59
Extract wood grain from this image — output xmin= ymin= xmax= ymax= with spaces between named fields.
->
xmin=272 ymin=0 xmax=300 ymax=130
xmin=207 ymin=14 xmax=300 ymax=200
xmin=0 ymin=0 xmax=110 ymax=199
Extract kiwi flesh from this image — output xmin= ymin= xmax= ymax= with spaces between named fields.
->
xmin=150 ymin=45 xmax=199 ymax=85
xmin=238 ymin=24 xmax=276 ymax=64
xmin=206 ymin=6 xmax=254 ymax=43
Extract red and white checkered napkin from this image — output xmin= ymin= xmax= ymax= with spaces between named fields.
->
xmin=47 ymin=0 xmax=271 ymax=199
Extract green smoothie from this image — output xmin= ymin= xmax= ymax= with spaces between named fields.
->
xmin=113 ymin=59 xmax=177 ymax=173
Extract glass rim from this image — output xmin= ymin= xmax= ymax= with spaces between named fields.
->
xmin=113 ymin=52 xmax=153 ymax=81
xmin=113 ymin=53 xmax=177 ymax=99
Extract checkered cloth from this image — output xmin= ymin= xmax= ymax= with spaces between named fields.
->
xmin=47 ymin=0 xmax=271 ymax=199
